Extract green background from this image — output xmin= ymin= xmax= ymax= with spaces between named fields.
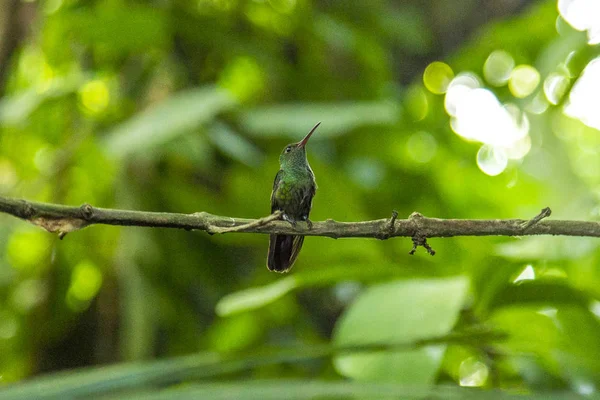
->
xmin=1 ymin=0 xmax=600 ymax=398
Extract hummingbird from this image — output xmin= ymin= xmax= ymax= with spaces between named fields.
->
xmin=267 ymin=122 xmax=320 ymax=273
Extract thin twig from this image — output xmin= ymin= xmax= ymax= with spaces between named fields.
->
xmin=520 ymin=207 xmax=552 ymax=231
xmin=377 ymin=210 xmax=398 ymax=240
xmin=204 ymin=211 xmax=283 ymax=234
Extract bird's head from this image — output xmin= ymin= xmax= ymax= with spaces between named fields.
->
xmin=279 ymin=122 xmax=320 ymax=169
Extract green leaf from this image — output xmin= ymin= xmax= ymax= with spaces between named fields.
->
xmin=486 ymin=281 xmax=591 ymax=312
xmin=207 ymin=122 xmax=264 ymax=167
xmin=103 ymin=86 xmax=236 ymax=158
xmin=0 ymin=353 xmax=220 ymax=400
xmin=495 ymin=237 xmax=599 ymax=261
xmin=0 ymin=341 xmax=468 ymax=400
xmin=333 ymin=277 xmax=469 ymax=384
xmin=238 ymin=102 xmax=400 ymax=140
xmin=216 ymin=277 xmax=298 ymax=317
xmin=107 ymin=380 xmax=580 ymax=400
xmin=490 ymin=305 xmax=600 ymax=387
xmin=216 ymin=264 xmax=413 ymax=317
xmin=0 ymin=75 xmax=84 ymax=125
xmin=554 ymin=307 xmax=600 ymax=381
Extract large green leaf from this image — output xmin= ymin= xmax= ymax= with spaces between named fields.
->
xmin=207 ymin=122 xmax=264 ymax=167
xmin=0 ymin=352 xmax=218 ymax=400
xmin=333 ymin=277 xmax=469 ymax=384
xmin=103 ymin=86 xmax=236 ymax=158
xmin=216 ymin=277 xmax=298 ymax=316
xmin=109 ymin=380 xmax=589 ymax=400
xmin=216 ymin=263 xmax=413 ymax=316
xmin=238 ymin=102 xmax=400 ymax=140
xmin=4 ymin=378 xmax=589 ymax=400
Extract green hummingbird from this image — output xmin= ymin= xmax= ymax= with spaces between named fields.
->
xmin=267 ymin=122 xmax=320 ymax=272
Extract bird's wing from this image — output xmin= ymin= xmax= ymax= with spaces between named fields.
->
xmin=299 ymin=179 xmax=316 ymax=218
xmin=270 ymin=169 xmax=283 ymax=213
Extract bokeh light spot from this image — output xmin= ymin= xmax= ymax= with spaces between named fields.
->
xmin=7 ymin=230 xmax=51 ymax=272
xmin=564 ymin=57 xmax=600 ymax=130
xmin=67 ymin=260 xmax=103 ymax=308
xmin=444 ymin=72 xmax=531 ymax=175
xmin=544 ymin=72 xmax=570 ymax=105
xmin=452 ymin=88 xmax=528 ymax=147
xmin=459 ymin=357 xmax=489 ymax=387
xmin=334 ymin=282 xmax=362 ymax=305
xmin=11 ymin=280 xmax=46 ymax=313
xmin=445 ymin=73 xmax=481 ymax=117
xmin=346 ymin=158 xmax=385 ymax=190
xmin=78 ymin=79 xmax=110 ymax=115
xmin=509 ymin=65 xmax=540 ymax=98
xmin=33 ymin=147 xmax=54 ymax=173
xmin=590 ymin=300 xmax=600 ymax=318
xmin=483 ymin=50 xmax=515 ymax=86
xmin=405 ymin=85 xmax=429 ymax=121
xmin=0 ymin=158 xmax=17 ymax=189
xmin=514 ymin=264 xmax=535 ymax=283
xmin=423 ymin=61 xmax=454 ymax=94
xmin=505 ymin=135 xmax=532 ymax=160
xmin=565 ymin=49 xmax=589 ymax=77
xmin=526 ymin=92 xmax=550 ymax=114
xmin=477 ymin=144 xmax=508 ymax=176
xmin=218 ymin=56 xmax=265 ymax=102
xmin=559 ymin=0 xmax=600 ymax=44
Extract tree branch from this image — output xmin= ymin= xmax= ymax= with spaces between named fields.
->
xmin=0 ymin=196 xmax=598 ymax=254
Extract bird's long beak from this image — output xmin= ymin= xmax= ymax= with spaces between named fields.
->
xmin=298 ymin=122 xmax=321 ymax=148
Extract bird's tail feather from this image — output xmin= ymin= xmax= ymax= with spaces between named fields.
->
xmin=267 ymin=234 xmax=304 ymax=272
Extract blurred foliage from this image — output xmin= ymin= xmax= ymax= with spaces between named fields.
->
xmin=2 ymin=0 xmax=600 ymax=398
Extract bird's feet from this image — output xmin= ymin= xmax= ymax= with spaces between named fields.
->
xmin=302 ymin=215 xmax=313 ymax=229
xmin=282 ymin=214 xmax=312 ymax=229
xmin=282 ymin=213 xmax=297 ymax=228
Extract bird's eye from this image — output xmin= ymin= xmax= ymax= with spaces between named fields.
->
xmin=285 ymin=146 xmax=292 ymax=153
